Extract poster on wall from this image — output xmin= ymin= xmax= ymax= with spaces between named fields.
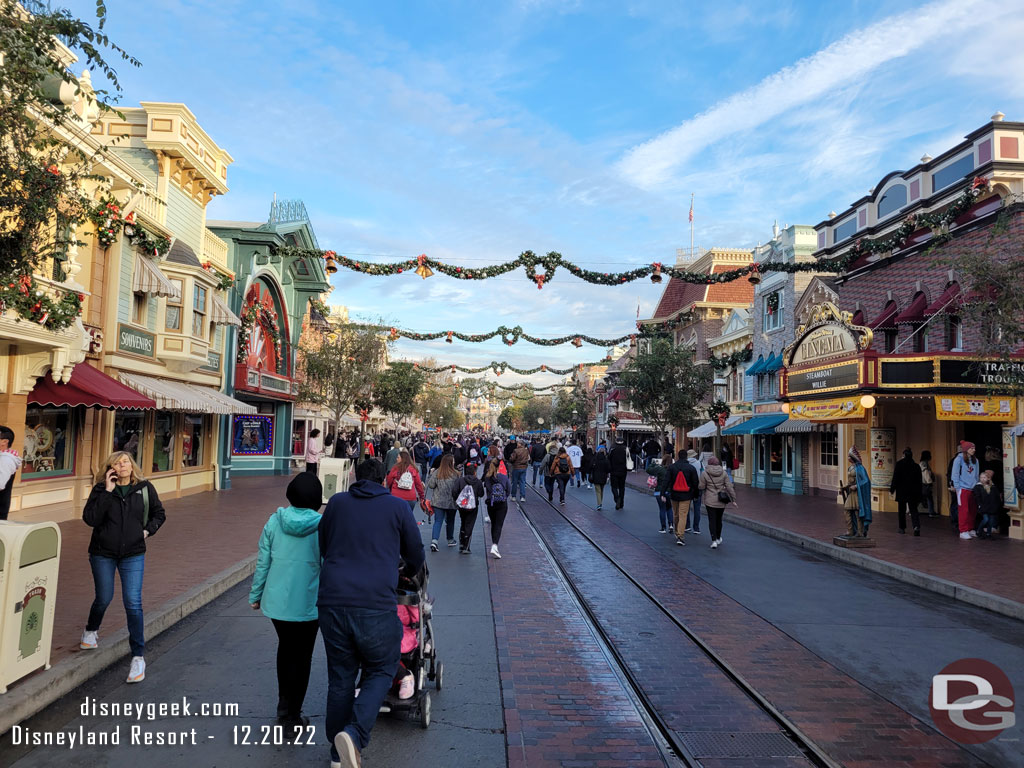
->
xmin=1002 ymin=427 xmax=1018 ymax=508
xmin=934 ymin=395 xmax=1016 ymax=421
xmin=869 ymin=428 xmax=895 ymax=488
xmin=232 ymin=415 xmax=274 ymax=456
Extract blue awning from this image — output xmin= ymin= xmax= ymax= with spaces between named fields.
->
xmin=763 ymin=351 xmax=782 ymax=373
xmin=745 ymin=356 xmax=766 ymax=376
xmin=722 ymin=413 xmax=789 ymax=435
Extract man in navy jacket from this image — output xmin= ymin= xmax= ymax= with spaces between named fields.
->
xmin=318 ymin=458 xmax=425 ymax=768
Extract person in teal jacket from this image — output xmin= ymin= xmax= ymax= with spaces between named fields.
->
xmin=249 ymin=472 xmax=324 ymax=732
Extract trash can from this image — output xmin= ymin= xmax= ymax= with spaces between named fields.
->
xmin=0 ymin=521 xmax=61 ymax=694
xmin=318 ymin=458 xmax=354 ymax=503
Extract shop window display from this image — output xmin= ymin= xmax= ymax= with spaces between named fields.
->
xmin=183 ymin=415 xmax=204 ymax=467
xmin=23 ymin=406 xmax=74 ymax=476
xmin=152 ymin=411 xmax=175 ymax=473
xmin=113 ymin=410 xmax=145 ymax=463
xmin=769 ymin=434 xmax=783 ymax=473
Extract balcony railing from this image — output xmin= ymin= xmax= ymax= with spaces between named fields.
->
xmin=132 ymin=192 xmax=167 ymax=227
xmin=203 ymin=228 xmax=228 ymax=266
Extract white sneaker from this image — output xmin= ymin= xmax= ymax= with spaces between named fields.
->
xmin=334 ymin=729 xmax=361 ymax=768
xmin=126 ymin=656 xmax=145 ymax=683
xmin=710 ymin=540 xmax=718 ymax=549
xmin=968 ymin=530 xmax=978 ymax=538
xmin=398 ymin=673 xmax=415 ymax=699
xmin=490 ymin=544 xmax=501 ymax=559
xmin=80 ymin=630 xmax=98 ymax=650
xmin=519 ymin=496 xmax=526 ymax=502
xmin=959 ymin=532 xmax=971 ymax=540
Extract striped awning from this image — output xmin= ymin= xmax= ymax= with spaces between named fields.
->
xmin=775 ymin=418 xmax=814 ymax=433
xmin=119 ymin=372 xmax=256 ymax=414
xmin=688 ymin=414 xmax=747 ymax=439
xmin=132 ymin=254 xmax=179 ymax=299
xmin=210 ymin=294 xmax=241 ymax=326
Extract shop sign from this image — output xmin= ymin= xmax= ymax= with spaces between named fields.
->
xmin=939 ymin=359 xmax=1024 ymax=389
xmin=934 ymin=395 xmax=1016 ymax=421
xmin=1002 ymin=427 xmax=1018 ymax=508
xmin=116 ymin=324 xmax=155 ymax=358
xmin=787 ymin=361 xmax=860 ymax=395
xmin=869 ymin=428 xmax=895 ymax=488
xmin=198 ymin=351 xmax=221 ymax=373
xmin=785 ymin=302 xmax=873 ymax=366
xmin=880 ymin=360 xmax=934 ymax=386
xmin=789 ymin=397 xmax=866 ymax=421
xmin=232 ymin=415 xmax=274 ymax=455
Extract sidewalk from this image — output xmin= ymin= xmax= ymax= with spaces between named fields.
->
xmin=626 ymin=470 xmax=1024 ymax=618
xmin=2 ymin=474 xmax=291 ymax=733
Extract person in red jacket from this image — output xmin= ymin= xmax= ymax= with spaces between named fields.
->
xmin=384 ymin=448 xmax=426 ymax=517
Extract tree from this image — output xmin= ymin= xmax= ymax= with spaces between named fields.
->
xmin=296 ymin=321 xmax=388 ymax=437
xmin=617 ymin=337 xmax=713 ymax=450
xmin=498 ymin=405 xmax=523 ymax=431
xmin=1 ymin=1 xmax=139 ymax=280
xmin=373 ymin=362 xmax=427 ymax=437
xmin=412 ymin=359 xmax=463 ymax=430
xmin=552 ymin=381 xmax=595 ymax=436
xmin=520 ymin=396 xmax=554 ymax=432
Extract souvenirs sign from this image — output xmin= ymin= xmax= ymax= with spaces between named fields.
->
xmin=116 ymin=324 xmax=155 ymax=359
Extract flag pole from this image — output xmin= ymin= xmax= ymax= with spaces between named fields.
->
xmin=689 ymin=193 xmax=694 ymax=259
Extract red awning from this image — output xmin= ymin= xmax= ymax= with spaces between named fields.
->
xmin=924 ymin=282 xmax=962 ymax=316
xmin=607 ymin=388 xmax=624 ymax=402
xmin=851 ymin=310 xmax=865 ymax=326
xmin=29 ymin=363 xmax=156 ymax=409
xmin=894 ymin=292 xmax=928 ymax=324
xmin=868 ymin=301 xmax=899 ymax=330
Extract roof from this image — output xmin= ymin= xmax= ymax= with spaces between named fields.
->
xmin=651 ymin=277 xmax=706 ymax=319
xmin=206 ymin=219 xmax=268 ymax=230
xmin=706 ymin=264 xmax=756 ymax=304
xmin=605 ymin=349 xmax=634 ymax=373
xmin=166 ymin=239 xmax=202 ymax=267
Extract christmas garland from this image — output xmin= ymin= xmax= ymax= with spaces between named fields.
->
xmin=123 ymin=212 xmax=171 ymax=258
xmin=277 ymin=180 xmax=991 ymax=288
xmin=709 ymin=347 xmax=753 ymax=371
xmin=201 ymin=261 xmax=235 ymax=291
xmin=765 ymin=291 xmax=779 ymax=316
xmin=236 ymin=298 xmax=283 ymax=365
xmin=88 ymin=195 xmax=123 ymax=248
xmin=415 ymin=359 xmax=610 ymax=376
xmin=309 ymin=297 xmax=330 ymax=318
xmin=0 ymin=273 xmax=83 ymax=331
xmin=707 ymin=399 xmax=731 ymax=424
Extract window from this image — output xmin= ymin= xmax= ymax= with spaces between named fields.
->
xmin=292 ymin=419 xmax=308 ymax=456
xmin=784 ymin=435 xmax=794 ymax=477
xmin=884 ymin=330 xmax=898 ymax=353
xmin=113 ymin=410 xmax=145 ymax=463
xmin=769 ymin=434 xmax=783 ymax=473
xmin=912 ymin=324 xmax=928 ymax=353
xmin=132 ymin=292 xmax=148 ymax=324
xmin=932 ymin=154 xmax=974 ymax=193
xmin=165 ymin=279 xmax=183 ymax=331
xmin=767 ymin=372 xmax=777 ymax=396
xmin=820 ymin=430 xmax=838 ymax=467
xmin=152 ymin=410 xmax=175 ymax=473
xmin=764 ymin=290 xmax=784 ymax=332
xmin=833 ymin=217 xmax=858 ymax=243
xmin=182 ymin=414 xmax=204 ymax=467
xmin=877 ymin=184 xmax=908 ymax=219
xmin=946 ymin=316 xmax=963 ymax=351
xmin=192 ymin=285 xmax=207 ymax=337
xmin=756 ymin=374 xmax=765 ymax=399
xmin=23 ymin=406 xmax=74 ymax=476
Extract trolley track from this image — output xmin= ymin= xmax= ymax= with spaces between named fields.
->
xmin=516 ymin=487 xmax=838 ymax=768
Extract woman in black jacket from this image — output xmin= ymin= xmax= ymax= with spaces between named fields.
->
xmin=80 ymin=451 xmax=166 ymax=683
xmin=591 ymin=445 xmax=611 ymax=510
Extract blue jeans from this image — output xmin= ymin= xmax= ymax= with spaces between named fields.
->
xmin=688 ymin=494 xmax=702 ymax=532
xmin=87 ymin=554 xmax=145 ymax=657
xmin=656 ymin=495 xmax=672 ymax=530
xmin=573 ymin=467 xmax=582 ymax=486
xmin=431 ymin=508 xmax=456 ymax=542
xmin=320 ymin=606 xmax=403 ymax=756
xmin=511 ymin=468 xmax=527 ymax=498
xmin=531 ymin=461 xmax=543 ymax=485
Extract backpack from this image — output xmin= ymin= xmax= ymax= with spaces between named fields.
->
xmin=455 ymin=483 xmax=477 ymax=509
xmin=558 ymin=457 xmax=570 ymax=473
xmin=397 ymin=470 xmax=414 ymax=490
xmin=672 ymin=468 xmax=690 ymax=493
xmin=490 ymin=478 xmax=508 ymax=503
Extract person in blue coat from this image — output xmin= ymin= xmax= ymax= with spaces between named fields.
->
xmin=249 ymin=472 xmax=324 ymax=732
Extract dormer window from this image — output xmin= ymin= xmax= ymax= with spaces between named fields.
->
xmin=833 ymin=217 xmax=857 ymax=243
xmin=877 ymin=184 xmax=907 ymax=219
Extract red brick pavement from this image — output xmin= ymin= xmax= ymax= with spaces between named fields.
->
xmin=626 ymin=471 xmax=1024 ymax=607
xmin=552 ymin=492 xmax=988 ymax=768
xmin=49 ymin=475 xmax=288 ymax=667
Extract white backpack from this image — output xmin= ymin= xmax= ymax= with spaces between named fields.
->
xmin=455 ymin=483 xmax=476 ymax=509
xmin=396 ymin=470 xmax=414 ymax=490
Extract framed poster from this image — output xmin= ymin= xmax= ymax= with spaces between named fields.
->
xmin=869 ymin=428 xmax=895 ymax=488
xmin=232 ymin=415 xmax=274 ymax=456
xmin=1003 ymin=427 xmax=1018 ymax=508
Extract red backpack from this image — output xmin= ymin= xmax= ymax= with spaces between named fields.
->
xmin=672 ymin=468 xmax=690 ymax=493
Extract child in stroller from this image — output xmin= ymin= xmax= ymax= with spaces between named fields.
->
xmin=378 ymin=561 xmax=443 ymax=728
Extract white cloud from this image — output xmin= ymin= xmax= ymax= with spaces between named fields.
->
xmin=617 ymin=0 xmax=993 ymax=190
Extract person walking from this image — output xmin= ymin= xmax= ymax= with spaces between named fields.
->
xmin=384 ymin=449 xmax=427 ymax=518
xmin=646 ymin=458 xmax=672 ymax=533
xmin=413 ymin=435 xmax=430 ymax=478
xmin=80 ymin=451 xmax=166 ymax=683
xmin=550 ymin=447 xmax=573 ymax=505
xmin=919 ymin=450 xmax=937 ymax=518
xmin=305 ymin=428 xmax=323 ymax=475
xmin=0 ymin=425 xmax=21 ymax=520
xmin=484 ymin=457 xmax=511 ymax=558
xmin=890 ymin=448 xmax=923 ymax=535
xmin=566 ymin=440 xmax=584 ymax=488
xmin=685 ymin=449 xmax=704 ymax=536
xmin=383 ymin=440 xmax=402 ymax=474
xmin=542 ymin=441 xmax=559 ymax=502
xmin=951 ymin=440 xmax=980 ymax=540
xmin=629 ymin=439 xmax=641 ymax=471
xmin=720 ymin=443 xmax=735 ymax=481
xmin=454 ymin=461 xmax=485 ymax=553
xmin=642 ymin=437 xmax=661 ymax=471
xmin=842 ymin=447 xmax=871 ymax=537
xmin=699 ymin=457 xmax=736 ymax=549
xmin=318 ymin=458 xmax=424 ymax=768
xmin=664 ymin=449 xmax=699 ymax=547
xmin=608 ymin=440 xmax=629 ymax=510
xmin=529 ymin=439 xmax=546 ymax=486
xmin=509 ymin=437 xmax=530 ymax=502
xmin=249 ymin=473 xmax=324 ymax=731
xmin=427 ymin=454 xmax=462 ymax=551
xmin=591 ymin=443 xmax=610 ymax=510
xmin=580 ymin=445 xmax=594 ymax=490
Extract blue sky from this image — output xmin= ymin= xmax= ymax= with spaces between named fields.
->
xmin=67 ymin=0 xmax=1024 ymax=388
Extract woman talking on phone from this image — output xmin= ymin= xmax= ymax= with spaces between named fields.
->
xmin=80 ymin=451 xmax=166 ymax=683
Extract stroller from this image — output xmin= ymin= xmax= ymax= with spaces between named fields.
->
xmin=379 ymin=562 xmax=443 ymax=728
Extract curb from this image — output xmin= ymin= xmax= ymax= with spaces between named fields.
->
xmin=0 ymin=555 xmax=256 ymax=736
xmin=623 ymin=480 xmax=1024 ymax=622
